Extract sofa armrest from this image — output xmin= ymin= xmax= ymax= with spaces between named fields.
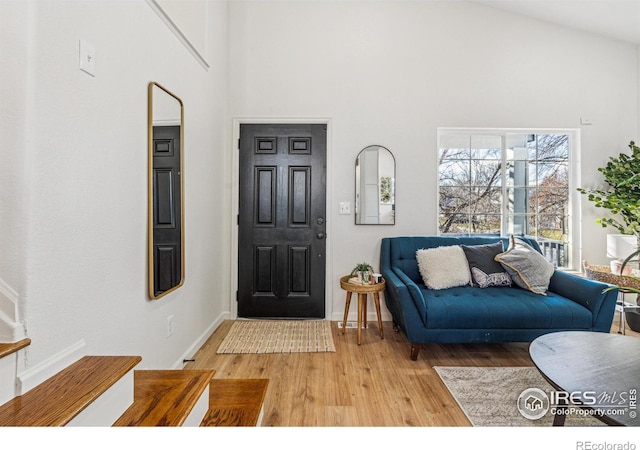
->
xmin=548 ymin=270 xmax=618 ymax=330
xmin=394 ymin=269 xmax=428 ymax=318
xmin=379 ymin=267 xmax=429 ymax=341
xmin=380 ymin=265 xmax=410 ymax=320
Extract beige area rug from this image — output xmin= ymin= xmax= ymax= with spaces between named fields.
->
xmin=434 ymin=366 xmax=603 ymax=427
xmin=216 ymin=320 xmax=336 ymax=354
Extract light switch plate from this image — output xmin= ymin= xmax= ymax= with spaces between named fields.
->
xmin=339 ymin=202 xmax=351 ymax=215
xmin=79 ymin=40 xmax=96 ymax=77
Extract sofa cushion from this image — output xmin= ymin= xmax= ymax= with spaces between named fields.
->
xmin=461 ymin=242 xmax=511 ymax=287
xmin=420 ymin=285 xmax=592 ymax=330
xmin=416 ymin=246 xmax=471 ymax=289
xmin=495 ymin=236 xmax=554 ymax=295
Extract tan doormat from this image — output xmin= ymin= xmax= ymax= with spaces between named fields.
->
xmin=434 ymin=366 xmax=603 ymax=427
xmin=216 ymin=320 xmax=336 ymax=354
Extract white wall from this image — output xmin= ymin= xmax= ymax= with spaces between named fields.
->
xmin=226 ymin=0 xmax=639 ymax=321
xmin=2 ymin=0 xmax=638 ymax=370
xmin=155 ymin=0 xmax=209 ymax=61
xmin=0 ymin=1 xmax=30 ymax=338
xmin=0 ymin=0 xmax=229 ymax=374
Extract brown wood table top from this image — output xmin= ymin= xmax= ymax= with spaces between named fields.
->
xmin=339 ymin=275 xmax=385 ymax=293
xmin=529 ymin=331 xmax=640 ymax=426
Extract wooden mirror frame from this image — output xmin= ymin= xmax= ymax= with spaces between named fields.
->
xmin=148 ymin=81 xmax=185 ymax=299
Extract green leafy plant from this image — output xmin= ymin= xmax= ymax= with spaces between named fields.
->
xmin=351 ymin=262 xmax=374 ymax=275
xmin=577 ymin=141 xmax=640 ymax=238
xmin=380 ymin=176 xmax=392 ymax=203
xmin=351 ymin=263 xmax=373 ymax=284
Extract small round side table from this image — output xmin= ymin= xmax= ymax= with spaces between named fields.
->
xmin=339 ymin=275 xmax=385 ymax=345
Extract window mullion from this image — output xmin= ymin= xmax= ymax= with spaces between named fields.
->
xmin=437 ymin=128 xmax=574 ymax=268
xmin=501 ymin=133 xmax=507 ymax=237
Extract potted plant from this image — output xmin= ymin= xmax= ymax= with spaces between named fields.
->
xmin=580 ymin=141 xmax=640 ymax=331
xmin=578 ymin=140 xmax=640 ymax=249
xmin=605 ymin=250 xmax=640 ymax=332
xmin=351 ymin=262 xmax=374 ymax=284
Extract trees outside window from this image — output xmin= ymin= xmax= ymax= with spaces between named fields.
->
xmin=438 ymin=131 xmax=572 ymax=268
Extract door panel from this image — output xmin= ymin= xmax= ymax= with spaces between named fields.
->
xmin=255 ymin=167 xmax=276 ymax=226
xmin=289 ymin=245 xmax=310 ymax=294
xmin=254 ymin=245 xmax=276 ymax=294
xmin=289 ymin=167 xmax=310 ymax=226
xmin=152 ymin=125 xmax=181 ymax=297
xmin=238 ymin=124 xmax=326 ymax=318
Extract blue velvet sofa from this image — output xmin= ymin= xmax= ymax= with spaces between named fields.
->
xmin=380 ymin=235 xmax=618 ymax=360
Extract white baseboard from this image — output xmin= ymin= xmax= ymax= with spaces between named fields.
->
xmin=330 ymin=312 xmax=392 ymax=323
xmin=16 ymin=339 xmax=86 ymax=394
xmin=171 ymin=311 xmax=229 ymax=369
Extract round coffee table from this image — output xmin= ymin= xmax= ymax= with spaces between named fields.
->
xmin=339 ymin=275 xmax=385 ymax=345
xmin=529 ymin=331 xmax=640 ymax=426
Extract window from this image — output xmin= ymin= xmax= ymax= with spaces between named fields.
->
xmin=437 ymin=129 xmax=577 ymax=269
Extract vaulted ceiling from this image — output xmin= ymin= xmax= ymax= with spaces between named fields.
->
xmin=473 ymin=0 xmax=640 ymax=45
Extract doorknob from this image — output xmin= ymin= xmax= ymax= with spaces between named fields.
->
xmin=316 ymin=217 xmax=325 ymax=225
xmin=316 ymin=232 xmax=327 ymax=240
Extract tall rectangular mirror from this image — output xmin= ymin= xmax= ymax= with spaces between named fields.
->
xmin=148 ymin=82 xmax=184 ymax=299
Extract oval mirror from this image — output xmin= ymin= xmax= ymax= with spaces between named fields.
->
xmin=355 ymin=145 xmax=395 ymax=225
xmin=148 ymin=82 xmax=184 ymax=299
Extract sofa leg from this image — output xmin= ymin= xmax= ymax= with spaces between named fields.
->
xmin=410 ymin=344 xmax=420 ymax=361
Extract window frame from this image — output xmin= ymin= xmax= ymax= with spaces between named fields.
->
xmin=436 ymin=127 xmax=581 ymax=271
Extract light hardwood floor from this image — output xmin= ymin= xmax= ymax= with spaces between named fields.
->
xmin=184 ymin=315 xmax=638 ymax=427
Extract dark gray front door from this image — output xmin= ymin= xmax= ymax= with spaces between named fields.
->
xmin=238 ymin=124 xmax=327 ymax=318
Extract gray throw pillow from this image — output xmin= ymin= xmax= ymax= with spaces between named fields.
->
xmin=461 ymin=242 xmax=511 ymax=287
xmin=471 ymin=267 xmax=512 ymax=288
xmin=495 ymin=236 xmax=554 ymax=295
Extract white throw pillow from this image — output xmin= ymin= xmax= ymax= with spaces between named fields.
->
xmin=416 ymin=246 xmax=471 ymax=290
